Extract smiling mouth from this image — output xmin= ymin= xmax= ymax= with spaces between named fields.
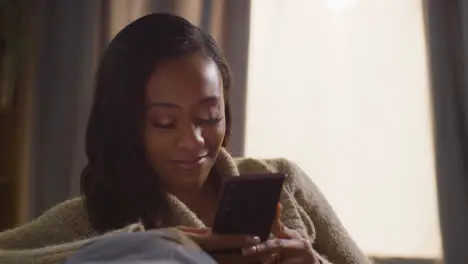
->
xmin=170 ymin=155 xmax=208 ymax=169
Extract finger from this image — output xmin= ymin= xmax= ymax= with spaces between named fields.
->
xmin=276 ymin=203 xmax=282 ymax=218
xmin=271 ymin=218 xmax=285 ymax=238
xmin=272 ymin=219 xmax=298 ymax=239
xmin=271 ymin=203 xmax=301 ymax=239
xmin=271 ymin=203 xmax=286 ymax=237
xmin=271 ymin=219 xmax=302 ymax=240
xmin=188 ymin=233 xmax=261 ymax=251
xmin=243 ymin=238 xmax=311 ymax=256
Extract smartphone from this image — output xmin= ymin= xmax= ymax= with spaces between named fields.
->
xmin=212 ymin=173 xmax=286 ymax=243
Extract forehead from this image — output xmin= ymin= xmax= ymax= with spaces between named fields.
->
xmin=146 ymin=53 xmax=223 ymax=104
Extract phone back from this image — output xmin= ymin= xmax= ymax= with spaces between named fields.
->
xmin=212 ymin=173 xmax=286 ymax=242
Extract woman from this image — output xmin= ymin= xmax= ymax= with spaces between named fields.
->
xmin=0 ymin=13 xmax=371 ymax=264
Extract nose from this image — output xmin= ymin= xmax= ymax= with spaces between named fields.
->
xmin=176 ymin=123 xmax=205 ymax=151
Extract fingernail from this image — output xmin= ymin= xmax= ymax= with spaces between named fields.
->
xmin=250 ymin=236 xmax=261 ymax=244
xmin=276 ymin=203 xmax=282 ymax=216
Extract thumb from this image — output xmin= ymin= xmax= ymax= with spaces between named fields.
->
xmin=271 ymin=203 xmax=288 ymax=238
xmin=272 ymin=203 xmax=300 ymax=239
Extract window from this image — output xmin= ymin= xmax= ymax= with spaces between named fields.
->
xmin=245 ymin=0 xmax=440 ymax=259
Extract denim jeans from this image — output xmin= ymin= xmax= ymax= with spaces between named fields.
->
xmin=64 ymin=230 xmax=217 ymax=264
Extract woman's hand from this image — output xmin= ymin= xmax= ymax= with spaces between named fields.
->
xmin=242 ymin=205 xmax=321 ymax=264
xmin=177 ymin=226 xmax=259 ymax=251
xmin=177 ymin=226 xmax=277 ymax=263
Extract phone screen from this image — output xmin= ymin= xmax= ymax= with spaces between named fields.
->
xmin=212 ymin=173 xmax=286 ymax=242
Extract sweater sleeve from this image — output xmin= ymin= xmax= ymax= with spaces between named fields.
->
xmin=0 ymin=223 xmax=146 ymax=264
xmin=0 ymin=198 xmax=97 ymax=250
xmin=280 ymin=159 xmax=373 ymax=264
xmin=0 ymin=198 xmax=145 ymax=264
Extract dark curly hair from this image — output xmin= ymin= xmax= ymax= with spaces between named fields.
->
xmin=81 ymin=13 xmax=231 ymax=233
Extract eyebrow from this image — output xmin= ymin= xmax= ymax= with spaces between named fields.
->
xmin=147 ymin=102 xmax=180 ymax=109
xmin=147 ymin=96 xmax=220 ymax=109
xmin=199 ymin=96 xmax=220 ymax=104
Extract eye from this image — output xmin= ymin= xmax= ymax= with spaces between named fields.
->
xmin=197 ymin=116 xmax=223 ymax=125
xmin=152 ymin=121 xmax=176 ymax=129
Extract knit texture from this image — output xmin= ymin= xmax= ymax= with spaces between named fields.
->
xmin=0 ymin=148 xmax=372 ymax=264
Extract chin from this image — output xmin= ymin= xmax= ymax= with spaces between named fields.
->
xmin=161 ymin=157 xmax=214 ymax=188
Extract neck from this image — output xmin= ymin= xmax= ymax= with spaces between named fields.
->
xmin=168 ymin=171 xmax=221 ymax=209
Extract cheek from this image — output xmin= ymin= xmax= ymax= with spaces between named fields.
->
xmin=143 ymin=120 xmax=226 ymax=156
xmin=143 ymin=124 xmax=172 ymax=162
xmin=203 ymin=119 xmax=226 ymax=147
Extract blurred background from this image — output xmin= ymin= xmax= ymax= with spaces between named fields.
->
xmin=1 ymin=0 xmax=467 ymax=263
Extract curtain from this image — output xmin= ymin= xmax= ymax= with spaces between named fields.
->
xmin=29 ymin=0 xmax=106 ymax=220
xmin=0 ymin=0 xmax=38 ymax=228
xmin=28 ymin=0 xmax=251 ymax=220
xmin=425 ymin=1 xmax=468 ymax=263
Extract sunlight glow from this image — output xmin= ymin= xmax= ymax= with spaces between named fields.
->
xmin=246 ymin=0 xmax=440 ymax=259
xmin=324 ymin=0 xmax=358 ymax=10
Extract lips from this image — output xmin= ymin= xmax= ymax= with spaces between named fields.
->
xmin=170 ymin=155 xmax=208 ymax=170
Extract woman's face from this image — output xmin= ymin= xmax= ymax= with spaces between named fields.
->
xmin=144 ymin=53 xmax=226 ymax=191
